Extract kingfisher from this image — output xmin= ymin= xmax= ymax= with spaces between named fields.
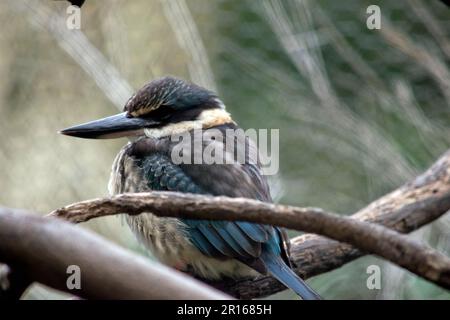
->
xmin=60 ymin=76 xmax=321 ymax=300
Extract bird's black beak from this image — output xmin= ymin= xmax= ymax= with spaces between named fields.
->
xmin=59 ymin=112 xmax=160 ymax=139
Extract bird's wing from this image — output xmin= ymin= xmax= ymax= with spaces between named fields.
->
xmin=134 ymin=142 xmax=320 ymax=299
xmin=137 ymin=149 xmax=280 ymax=271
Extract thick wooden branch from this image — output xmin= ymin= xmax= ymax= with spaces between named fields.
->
xmin=0 ymin=208 xmax=231 ymax=300
xmin=50 ymin=150 xmax=450 ymax=298
xmin=50 ymin=191 xmax=450 ymax=291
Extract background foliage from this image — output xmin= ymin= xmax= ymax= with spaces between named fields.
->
xmin=0 ymin=0 xmax=449 ymax=299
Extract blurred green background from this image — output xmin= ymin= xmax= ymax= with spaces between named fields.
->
xmin=0 ymin=0 xmax=449 ymax=299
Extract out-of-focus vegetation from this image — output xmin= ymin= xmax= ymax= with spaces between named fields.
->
xmin=0 ymin=0 xmax=449 ymax=299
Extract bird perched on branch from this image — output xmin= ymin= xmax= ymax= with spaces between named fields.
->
xmin=60 ymin=76 xmax=321 ymax=300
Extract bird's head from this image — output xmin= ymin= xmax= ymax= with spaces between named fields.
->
xmin=60 ymin=76 xmax=232 ymax=139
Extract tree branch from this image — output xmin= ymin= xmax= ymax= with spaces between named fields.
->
xmin=49 ymin=191 xmax=450 ymax=291
xmin=5 ymin=150 xmax=450 ymax=299
xmin=52 ymin=152 xmax=450 ymax=298
xmin=0 ymin=208 xmax=231 ymax=300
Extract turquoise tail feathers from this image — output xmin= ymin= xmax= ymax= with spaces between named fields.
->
xmin=260 ymin=251 xmax=322 ymax=300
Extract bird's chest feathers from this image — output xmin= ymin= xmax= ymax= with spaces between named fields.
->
xmin=109 ymin=147 xmax=189 ymax=258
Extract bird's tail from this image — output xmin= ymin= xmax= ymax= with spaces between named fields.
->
xmin=260 ymin=251 xmax=322 ymax=300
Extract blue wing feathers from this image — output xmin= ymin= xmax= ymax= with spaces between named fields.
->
xmin=189 ymin=228 xmax=221 ymax=257
xmin=236 ymin=221 xmax=269 ymax=243
xmin=141 ymin=155 xmax=270 ymax=261
xmin=223 ymin=222 xmax=261 ymax=257
xmin=210 ymin=222 xmax=246 ymax=256
xmin=196 ymin=224 xmax=236 ymax=257
xmin=139 ymin=153 xmax=321 ymax=300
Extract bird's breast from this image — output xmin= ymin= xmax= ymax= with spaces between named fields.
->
xmin=109 ymin=143 xmax=191 ymax=264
